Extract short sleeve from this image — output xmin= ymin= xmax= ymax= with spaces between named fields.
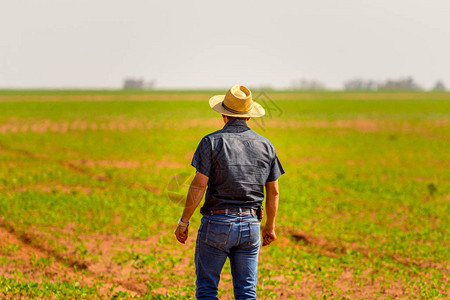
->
xmin=191 ymin=137 xmax=212 ymax=177
xmin=266 ymin=155 xmax=285 ymax=182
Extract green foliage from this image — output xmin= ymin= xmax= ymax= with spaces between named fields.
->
xmin=0 ymin=90 xmax=448 ymax=298
xmin=0 ymin=275 xmax=99 ymax=298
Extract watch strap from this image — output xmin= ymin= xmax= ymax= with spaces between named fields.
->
xmin=178 ymin=218 xmax=189 ymax=227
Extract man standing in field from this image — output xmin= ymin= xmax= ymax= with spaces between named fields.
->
xmin=175 ymin=85 xmax=285 ymax=299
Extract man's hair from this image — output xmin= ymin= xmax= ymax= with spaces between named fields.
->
xmin=226 ymin=116 xmax=247 ymax=121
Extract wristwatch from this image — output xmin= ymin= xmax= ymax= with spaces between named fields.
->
xmin=178 ymin=218 xmax=190 ymax=227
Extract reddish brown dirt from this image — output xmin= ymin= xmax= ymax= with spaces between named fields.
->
xmin=290 ymin=230 xmax=347 ymax=257
xmin=0 ymin=223 xmax=138 ymax=297
xmin=72 ymin=158 xmax=184 ymax=170
xmin=1 ymin=218 xmax=447 ymax=299
xmin=74 ymin=159 xmax=141 ymax=169
xmin=1 ymin=127 xmax=447 ymax=298
xmin=1 ymin=118 xmax=448 ymax=135
xmin=0 ymin=142 xmax=166 ymax=196
xmin=288 ymin=229 xmax=449 ymax=273
xmin=0 ymin=184 xmax=97 ymax=195
xmin=2 ymin=92 xmax=450 ymax=103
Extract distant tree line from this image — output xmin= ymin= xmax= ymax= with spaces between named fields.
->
xmin=123 ymin=78 xmax=156 ymax=90
xmin=432 ymin=81 xmax=446 ymax=91
xmin=291 ymin=78 xmax=326 ymax=90
xmin=343 ymin=77 xmax=447 ymax=91
xmin=290 ymin=77 xmax=447 ymax=91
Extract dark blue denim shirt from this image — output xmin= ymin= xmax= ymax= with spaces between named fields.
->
xmin=191 ymin=119 xmax=285 ymax=212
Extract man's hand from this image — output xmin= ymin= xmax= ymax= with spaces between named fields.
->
xmin=175 ymin=225 xmax=189 ymax=244
xmin=261 ymin=225 xmax=277 ymax=246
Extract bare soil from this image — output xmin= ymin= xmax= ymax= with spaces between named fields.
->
xmin=2 ymin=218 xmax=445 ymax=299
xmin=1 ymin=118 xmax=448 ymax=135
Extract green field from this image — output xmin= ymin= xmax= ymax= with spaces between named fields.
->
xmin=0 ymin=90 xmax=449 ymax=299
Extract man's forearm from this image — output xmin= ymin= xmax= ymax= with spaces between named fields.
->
xmin=181 ymin=184 xmax=206 ymax=222
xmin=265 ymin=193 xmax=279 ymax=228
xmin=264 ymin=180 xmax=280 ymax=228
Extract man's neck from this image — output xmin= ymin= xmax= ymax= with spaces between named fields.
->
xmin=224 ymin=118 xmax=249 ymax=128
xmin=226 ymin=118 xmax=246 ymax=123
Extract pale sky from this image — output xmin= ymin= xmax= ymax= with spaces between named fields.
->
xmin=1 ymin=0 xmax=449 ymax=89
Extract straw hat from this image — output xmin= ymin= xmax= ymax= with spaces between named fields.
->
xmin=209 ymin=85 xmax=265 ymax=117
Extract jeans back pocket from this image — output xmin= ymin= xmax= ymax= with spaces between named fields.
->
xmin=205 ymin=220 xmax=232 ymax=248
xmin=248 ymin=222 xmax=261 ymax=247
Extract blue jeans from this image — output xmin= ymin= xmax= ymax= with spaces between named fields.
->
xmin=195 ymin=213 xmax=261 ymax=299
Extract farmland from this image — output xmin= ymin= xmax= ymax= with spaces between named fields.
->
xmin=0 ymin=90 xmax=449 ymax=299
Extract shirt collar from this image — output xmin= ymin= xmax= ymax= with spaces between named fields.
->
xmin=222 ymin=119 xmax=250 ymax=132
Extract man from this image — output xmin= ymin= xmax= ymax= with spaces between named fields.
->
xmin=175 ymin=85 xmax=285 ymax=299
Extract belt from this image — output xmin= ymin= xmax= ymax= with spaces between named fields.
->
xmin=207 ymin=208 xmax=256 ymax=216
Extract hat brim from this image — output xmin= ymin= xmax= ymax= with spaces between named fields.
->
xmin=209 ymin=95 xmax=265 ymax=117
